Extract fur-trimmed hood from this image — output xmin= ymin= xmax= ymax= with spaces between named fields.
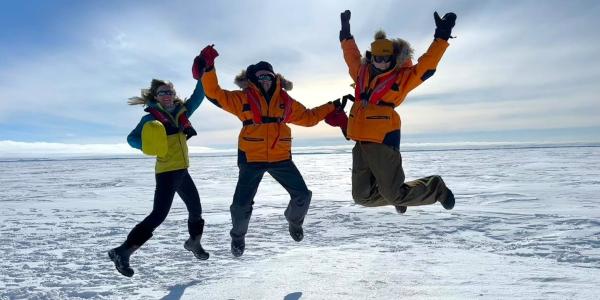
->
xmin=363 ymin=30 xmax=414 ymax=68
xmin=234 ymin=70 xmax=293 ymax=91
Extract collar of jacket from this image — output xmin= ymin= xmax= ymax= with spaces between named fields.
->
xmin=145 ymin=102 xmax=187 ymax=125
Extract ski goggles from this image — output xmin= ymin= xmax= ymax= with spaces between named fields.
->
xmin=156 ymin=90 xmax=176 ymax=96
xmin=373 ymin=55 xmax=393 ymax=63
xmin=257 ymin=74 xmax=274 ymax=82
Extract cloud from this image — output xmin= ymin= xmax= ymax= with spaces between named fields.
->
xmin=1 ymin=0 xmax=599 ymax=146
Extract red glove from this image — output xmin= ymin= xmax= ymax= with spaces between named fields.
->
xmin=192 ymin=55 xmax=205 ymax=80
xmin=200 ymin=44 xmax=219 ymax=69
xmin=325 ymin=108 xmax=349 ymax=139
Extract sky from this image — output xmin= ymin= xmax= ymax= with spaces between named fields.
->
xmin=1 ymin=0 xmax=599 ymax=154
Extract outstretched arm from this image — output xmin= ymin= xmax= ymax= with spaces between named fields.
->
xmin=287 ymin=100 xmax=335 ymax=127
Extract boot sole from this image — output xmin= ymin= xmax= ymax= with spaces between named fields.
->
xmin=184 ymin=243 xmax=210 ymax=260
xmin=108 ymin=250 xmax=134 ymax=277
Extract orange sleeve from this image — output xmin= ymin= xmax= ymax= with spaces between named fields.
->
xmin=341 ymin=38 xmax=363 ymax=83
xmin=401 ymin=38 xmax=449 ymax=93
xmin=201 ymin=68 xmax=245 ymax=118
xmin=287 ymin=101 xmax=335 ymax=127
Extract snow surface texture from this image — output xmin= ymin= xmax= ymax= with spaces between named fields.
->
xmin=1 ymin=145 xmax=599 ymax=299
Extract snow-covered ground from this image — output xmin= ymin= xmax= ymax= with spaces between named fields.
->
xmin=1 ymin=144 xmax=599 ymax=299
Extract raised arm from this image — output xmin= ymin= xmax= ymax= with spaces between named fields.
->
xmin=339 ymin=10 xmax=362 ymax=82
xmin=194 ymin=45 xmax=244 ymax=116
xmin=402 ymin=12 xmax=456 ymax=93
xmin=184 ymin=79 xmax=205 ymax=117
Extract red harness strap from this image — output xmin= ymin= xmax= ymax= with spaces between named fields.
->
xmin=147 ymin=108 xmax=172 ymax=126
xmin=279 ymin=90 xmax=294 ymax=123
xmin=244 ymin=88 xmax=294 ymax=149
xmin=245 ymin=88 xmax=264 ymax=124
xmin=147 ymin=107 xmax=194 ymax=132
xmin=354 ymin=64 xmax=399 ymax=106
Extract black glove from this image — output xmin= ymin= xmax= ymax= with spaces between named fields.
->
xmin=332 ymin=98 xmax=342 ymax=109
xmin=183 ymin=127 xmax=197 ymax=140
xmin=434 ymin=11 xmax=457 ymax=40
xmin=339 ymin=10 xmax=352 ymax=41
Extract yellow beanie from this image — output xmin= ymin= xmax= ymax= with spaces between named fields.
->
xmin=371 ymin=38 xmax=394 ymax=56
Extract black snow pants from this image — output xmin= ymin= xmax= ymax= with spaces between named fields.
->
xmin=125 ymin=168 xmax=204 ymax=247
xmin=230 ymin=160 xmax=312 ymax=241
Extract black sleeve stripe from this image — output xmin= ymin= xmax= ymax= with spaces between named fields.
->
xmin=421 ymin=69 xmax=436 ymax=82
xmin=207 ymin=96 xmax=222 ymax=108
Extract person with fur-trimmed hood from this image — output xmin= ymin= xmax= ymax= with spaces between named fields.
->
xmin=329 ymin=10 xmax=457 ymax=214
xmin=192 ymin=45 xmax=338 ymax=257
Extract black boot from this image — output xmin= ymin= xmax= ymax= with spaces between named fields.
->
xmin=184 ymin=236 xmax=209 ymax=260
xmin=441 ymin=189 xmax=455 ymax=210
xmin=231 ymin=238 xmax=245 ymax=257
xmin=288 ymin=223 xmax=304 ymax=242
xmin=394 ymin=205 xmax=407 ymax=214
xmin=108 ymin=244 xmax=137 ymax=277
xmin=185 ymin=219 xmax=209 ymax=260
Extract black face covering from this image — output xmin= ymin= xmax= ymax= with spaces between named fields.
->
xmin=246 ymin=61 xmax=276 ymax=102
xmin=251 ymin=74 xmax=276 ymax=103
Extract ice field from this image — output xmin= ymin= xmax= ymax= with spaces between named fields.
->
xmin=1 ymin=144 xmax=599 ymax=299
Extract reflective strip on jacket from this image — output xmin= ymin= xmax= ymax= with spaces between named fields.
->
xmin=341 ymin=38 xmax=449 ymax=146
xmin=201 ymin=68 xmax=335 ymax=163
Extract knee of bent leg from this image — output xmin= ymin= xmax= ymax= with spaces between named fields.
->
xmin=300 ymin=189 xmax=312 ymax=201
xmin=352 ymin=189 xmax=372 ymax=205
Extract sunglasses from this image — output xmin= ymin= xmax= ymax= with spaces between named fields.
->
xmin=373 ymin=55 xmax=393 ymax=63
xmin=156 ymin=90 xmax=175 ymax=96
xmin=257 ymin=74 xmax=273 ymax=82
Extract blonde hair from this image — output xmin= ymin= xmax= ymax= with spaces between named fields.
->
xmin=127 ymin=79 xmax=184 ymax=106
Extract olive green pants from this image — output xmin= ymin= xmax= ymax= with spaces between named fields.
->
xmin=351 ymin=142 xmax=451 ymax=207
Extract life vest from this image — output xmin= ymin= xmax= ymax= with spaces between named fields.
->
xmin=244 ymin=88 xmax=293 ymax=148
xmin=354 ymin=64 xmax=399 ymax=107
xmin=146 ymin=107 xmax=197 ymax=140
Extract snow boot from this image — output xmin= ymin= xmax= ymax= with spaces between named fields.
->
xmin=441 ymin=188 xmax=455 ymax=210
xmin=394 ymin=205 xmax=407 ymax=214
xmin=289 ymin=223 xmax=304 ymax=242
xmin=108 ymin=244 xmax=137 ymax=277
xmin=185 ymin=219 xmax=209 ymax=260
xmin=231 ymin=238 xmax=245 ymax=257
xmin=184 ymin=236 xmax=209 ymax=260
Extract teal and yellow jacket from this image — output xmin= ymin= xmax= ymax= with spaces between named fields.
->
xmin=127 ymin=80 xmax=205 ymax=174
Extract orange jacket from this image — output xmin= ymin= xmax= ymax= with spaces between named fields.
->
xmin=202 ymin=68 xmax=335 ymax=163
xmin=341 ymin=38 xmax=449 ymax=147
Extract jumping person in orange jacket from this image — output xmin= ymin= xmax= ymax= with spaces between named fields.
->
xmin=193 ymin=45 xmax=339 ymax=257
xmin=328 ymin=10 xmax=457 ymax=214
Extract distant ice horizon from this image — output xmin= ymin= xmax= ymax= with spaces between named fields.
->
xmin=1 ymin=139 xmax=600 ymax=160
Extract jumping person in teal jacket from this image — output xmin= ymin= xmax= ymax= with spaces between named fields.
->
xmin=109 ymin=78 xmax=208 ymax=277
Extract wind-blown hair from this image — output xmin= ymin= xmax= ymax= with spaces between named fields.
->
xmin=127 ymin=79 xmax=183 ymax=106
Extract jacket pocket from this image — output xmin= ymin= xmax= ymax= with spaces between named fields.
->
xmin=366 ymin=115 xmax=391 ymax=120
xmin=242 ymin=137 xmax=265 ymax=142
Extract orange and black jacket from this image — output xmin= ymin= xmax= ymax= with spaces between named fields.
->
xmin=341 ymin=38 xmax=449 ymax=149
xmin=201 ymin=68 xmax=335 ymax=163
